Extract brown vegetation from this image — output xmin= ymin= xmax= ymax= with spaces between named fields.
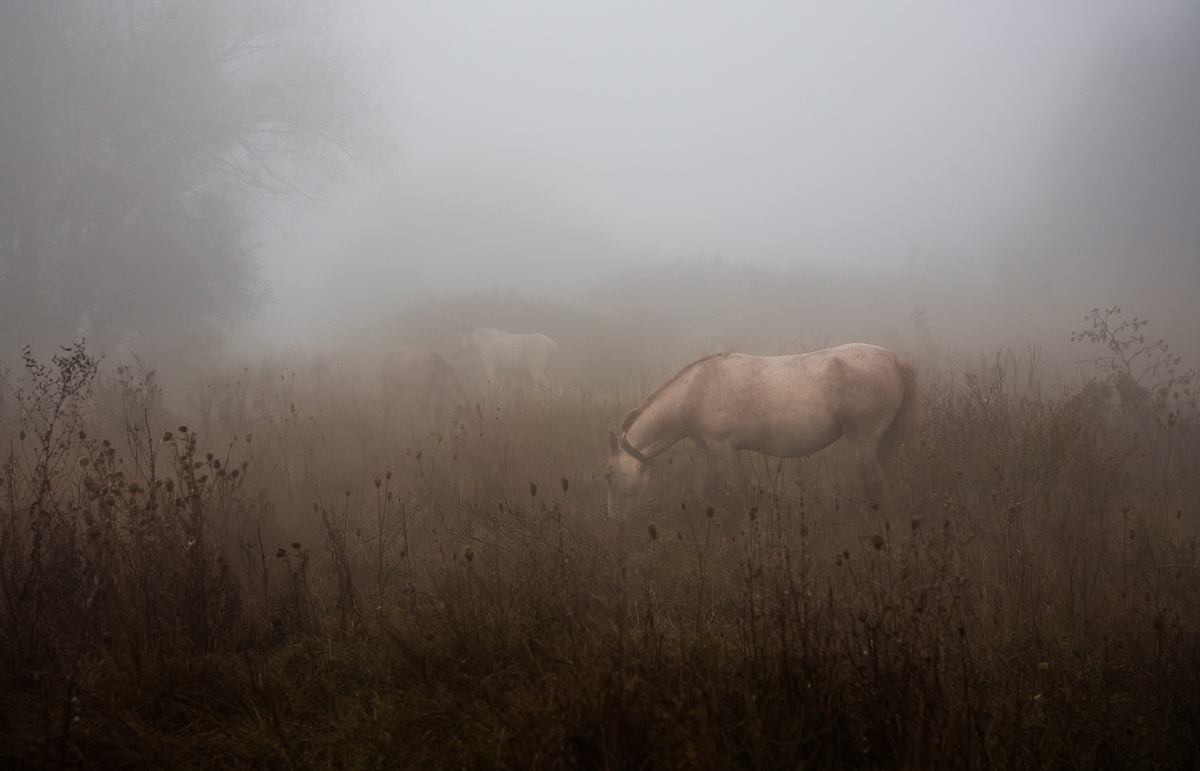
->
xmin=0 ymin=329 xmax=1196 ymax=768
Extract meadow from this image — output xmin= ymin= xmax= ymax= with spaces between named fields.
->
xmin=0 ymin=321 xmax=1197 ymax=769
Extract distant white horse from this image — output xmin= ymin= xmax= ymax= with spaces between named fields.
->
xmin=605 ymin=344 xmax=920 ymax=522
xmin=382 ymin=346 xmax=462 ymax=416
xmin=457 ymin=327 xmax=558 ymax=385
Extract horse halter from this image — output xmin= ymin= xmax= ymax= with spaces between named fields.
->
xmin=618 ymin=433 xmax=651 ymax=465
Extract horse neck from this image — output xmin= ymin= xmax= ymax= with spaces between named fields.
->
xmin=626 ymin=384 xmax=689 ymax=459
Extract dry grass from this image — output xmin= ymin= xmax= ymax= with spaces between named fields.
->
xmin=0 ymin=340 xmax=1197 ymax=769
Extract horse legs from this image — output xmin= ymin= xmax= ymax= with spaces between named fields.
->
xmin=703 ymin=444 xmax=747 ymax=531
xmin=845 ymin=431 xmax=885 ymax=512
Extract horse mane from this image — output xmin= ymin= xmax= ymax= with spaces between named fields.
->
xmin=621 ymin=352 xmax=728 ymax=432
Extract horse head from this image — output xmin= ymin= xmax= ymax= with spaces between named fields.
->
xmin=605 ymin=428 xmax=650 ymax=520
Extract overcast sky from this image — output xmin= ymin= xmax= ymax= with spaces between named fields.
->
xmin=253 ymin=1 xmax=1198 ymax=344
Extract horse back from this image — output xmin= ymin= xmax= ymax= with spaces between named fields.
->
xmin=384 ymin=346 xmax=456 ymax=389
xmin=684 ymin=345 xmax=907 ymax=442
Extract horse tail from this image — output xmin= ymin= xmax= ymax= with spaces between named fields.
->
xmin=878 ymin=355 xmax=921 ymax=468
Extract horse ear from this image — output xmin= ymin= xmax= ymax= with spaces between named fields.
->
xmin=608 ymin=430 xmax=619 ymax=454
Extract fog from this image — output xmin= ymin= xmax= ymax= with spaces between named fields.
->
xmin=4 ymin=7 xmax=1200 ymax=759
xmin=1 ymin=0 xmax=1197 ymax=379
xmin=236 ymin=0 xmax=1199 ymax=377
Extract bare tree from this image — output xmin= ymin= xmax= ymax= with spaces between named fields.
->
xmin=0 ymin=0 xmax=382 ymax=353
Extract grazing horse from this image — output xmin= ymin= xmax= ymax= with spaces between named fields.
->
xmin=604 ymin=344 xmax=920 ymax=522
xmin=457 ymin=327 xmax=558 ymax=385
xmin=382 ymin=346 xmax=462 ymax=417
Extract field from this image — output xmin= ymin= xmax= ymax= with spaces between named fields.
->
xmin=1 ymin=336 xmax=1197 ymax=769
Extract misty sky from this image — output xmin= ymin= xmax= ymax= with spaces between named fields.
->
xmin=254 ymin=1 xmax=1199 ymax=344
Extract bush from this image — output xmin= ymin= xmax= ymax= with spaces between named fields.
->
xmin=1 ymin=338 xmax=1197 ymax=769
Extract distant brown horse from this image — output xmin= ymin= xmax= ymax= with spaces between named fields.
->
xmin=604 ymin=344 xmax=920 ymax=521
xmin=383 ymin=346 xmax=462 ymax=418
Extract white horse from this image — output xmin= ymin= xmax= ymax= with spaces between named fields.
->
xmin=457 ymin=327 xmax=558 ymax=385
xmin=382 ymin=346 xmax=462 ymax=417
xmin=605 ymin=344 xmax=920 ymax=522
